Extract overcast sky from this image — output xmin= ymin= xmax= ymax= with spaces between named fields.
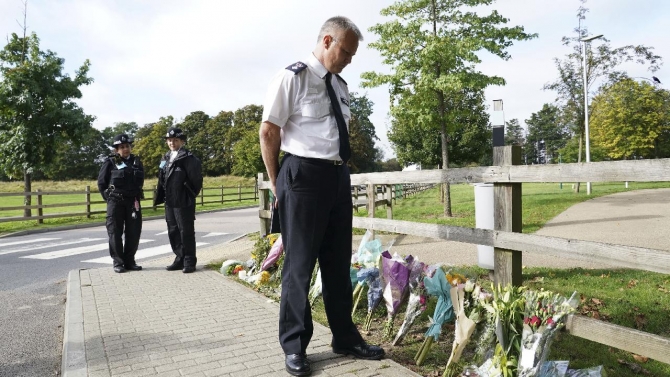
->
xmin=1 ymin=0 xmax=667 ymax=159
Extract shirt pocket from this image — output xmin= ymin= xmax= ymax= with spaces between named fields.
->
xmin=341 ymin=104 xmax=351 ymax=123
xmin=301 ymin=102 xmax=330 ymax=119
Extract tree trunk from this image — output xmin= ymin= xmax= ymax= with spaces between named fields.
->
xmin=438 ymin=93 xmax=452 ymax=217
xmin=24 ymin=169 xmax=32 ymax=217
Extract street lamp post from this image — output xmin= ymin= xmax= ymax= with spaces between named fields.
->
xmin=580 ymin=34 xmax=604 ymax=195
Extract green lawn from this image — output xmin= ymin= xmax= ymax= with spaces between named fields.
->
xmin=357 ymin=181 xmax=670 ymax=233
xmin=0 ymin=176 xmax=256 ymax=235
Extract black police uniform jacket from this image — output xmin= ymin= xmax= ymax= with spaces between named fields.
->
xmin=97 ymin=154 xmax=145 ymax=200
xmin=154 ymin=148 xmax=203 ymax=208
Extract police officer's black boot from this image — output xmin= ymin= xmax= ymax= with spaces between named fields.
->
xmin=166 ymin=257 xmax=183 ymax=271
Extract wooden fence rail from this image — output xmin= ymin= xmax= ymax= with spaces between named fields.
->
xmin=0 ymin=184 xmax=259 ymax=224
xmin=256 ymin=147 xmax=670 ymax=365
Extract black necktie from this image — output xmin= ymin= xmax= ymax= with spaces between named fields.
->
xmin=325 ymin=72 xmax=351 ymax=163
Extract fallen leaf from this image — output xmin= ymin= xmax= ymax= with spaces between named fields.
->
xmin=635 ymin=314 xmax=647 ymax=330
xmin=633 ymin=354 xmax=649 ymax=363
xmin=627 ymin=279 xmax=638 ymax=288
xmin=591 ymin=298 xmax=602 ymax=305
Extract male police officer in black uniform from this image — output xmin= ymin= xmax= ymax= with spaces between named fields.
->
xmin=260 ymin=17 xmax=384 ymax=376
xmin=98 ymin=134 xmax=145 ymax=273
xmin=154 ymin=127 xmax=203 ymax=274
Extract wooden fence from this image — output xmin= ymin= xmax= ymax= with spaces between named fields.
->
xmin=0 ymin=184 xmax=258 ymax=224
xmin=257 ymin=146 xmax=670 ymax=366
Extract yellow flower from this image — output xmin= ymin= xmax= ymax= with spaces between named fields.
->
xmin=267 ymin=233 xmax=280 ymax=246
xmin=257 ymin=271 xmax=271 ymax=286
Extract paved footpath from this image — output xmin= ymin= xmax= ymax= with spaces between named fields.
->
xmin=62 ymin=188 xmax=670 ymax=377
xmin=63 ymin=239 xmax=419 ymax=377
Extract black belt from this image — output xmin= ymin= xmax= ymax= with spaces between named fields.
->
xmin=285 ymin=153 xmax=344 ymax=166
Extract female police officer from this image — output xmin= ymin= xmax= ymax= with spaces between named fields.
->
xmin=154 ymin=127 xmax=203 ymax=273
xmin=97 ymin=133 xmax=145 ymax=273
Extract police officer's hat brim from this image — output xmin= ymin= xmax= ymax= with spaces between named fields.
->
xmin=112 ymin=140 xmax=133 ymax=147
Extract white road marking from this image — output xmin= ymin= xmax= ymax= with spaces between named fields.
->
xmin=202 ymin=232 xmax=228 ymax=238
xmin=0 ymin=238 xmax=59 ymax=248
xmin=0 ymin=238 xmax=106 ymax=256
xmin=155 ymin=231 xmax=169 ymax=235
xmin=81 ymin=242 xmax=209 ymax=264
xmin=21 ymin=239 xmax=153 ymax=260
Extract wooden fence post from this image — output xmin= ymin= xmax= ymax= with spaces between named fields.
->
xmin=86 ymin=185 xmax=91 ymax=218
xmin=153 ymin=185 xmax=158 ymax=211
xmin=493 ymin=145 xmax=523 ymax=287
xmin=200 ymin=187 xmax=204 ymax=206
xmin=258 ymin=173 xmax=270 ymax=236
xmin=221 ymin=186 xmax=224 ymax=204
xmin=37 ymin=189 xmax=43 ymax=224
xmin=386 ymin=184 xmax=393 ymax=219
xmin=353 ymin=185 xmax=359 ymax=213
xmin=367 ymin=183 xmax=375 ymax=239
xmin=238 ymin=184 xmax=242 ymax=202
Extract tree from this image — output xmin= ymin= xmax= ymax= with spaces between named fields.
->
xmin=387 ymin=87 xmax=492 ymax=168
xmin=45 ymin=126 xmax=108 ymax=180
xmin=379 ymin=158 xmax=402 ymax=172
xmin=0 ymin=32 xmax=94 ymax=216
xmin=196 ymin=111 xmax=234 ymax=176
xmin=133 ymin=116 xmax=175 ymax=178
xmin=590 ymin=79 xmax=670 ymax=160
xmin=362 ymin=0 xmax=535 ymax=216
xmin=348 ymin=92 xmax=382 ymax=173
xmin=101 ymin=122 xmax=139 ymax=147
xmin=525 ymin=104 xmax=570 ymax=164
xmin=544 ymin=0 xmax=661 ymax=173
xmin=177 ymin=111 xmax=210 ymax=165
xmin=504 ymin=119 xmax=524 ymax=146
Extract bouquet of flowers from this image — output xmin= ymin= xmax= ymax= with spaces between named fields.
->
xmin=360 ymin=267 xmax=384 ymax=331
xmin=260 ymin=235 xmax=284 ymax=271
xmin=415 ymin=267 xmax=454 ymax=366
xmin=308 ymin=268 xmax=322 ymax=305
xmin=392 ymin=258 xmax=426 ymax=346
xmin=479 ymin=284 xmax=527 ymax=377
xmin=381 ymin=251 xmax=411 ymax=339
xmin=444 ymin=278 xmax=481 ymax=374
xmin=518 ymin=290 xmax=578 ymax=377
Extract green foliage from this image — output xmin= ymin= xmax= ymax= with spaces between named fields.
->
xmin=133 ymin=117 xmax=174 ymax=177
xmin=504 ymin=119 xmax=524 ymax=146
xmin=543 ymin=1 xmax=662 ymax=162
xmin=590 ymin=79 xmax=670 ymax=160
xmin=101 ymin=122 xmax=139 ymax=147
xmin=525 ymin=104 xmax=570 ymax=164
xmin=362 ymin=0 xmax=534 ymax=215
xmin=45 ymin=126 xmax=108 ymax=180
xmin=230 ymin=105 xmax=264 ymax=177
xmin=348 ymin=92 xmax=383 ymax=173
xmin=0 ymin=32 xmax=95 ymax=181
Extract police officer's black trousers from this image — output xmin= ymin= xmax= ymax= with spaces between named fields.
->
xmin=277 ymin=155 xmax=363 ymax=355
xmin=165 ymin=204 xmax=197 ymax=267
xmin=105 ymin=198 xmax=142 ymax=268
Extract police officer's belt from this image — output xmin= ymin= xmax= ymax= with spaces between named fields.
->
xmin=285 ymin=153 xmax=344 ymax=166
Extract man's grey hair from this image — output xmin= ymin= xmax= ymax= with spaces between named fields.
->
xmin=317 ymin=16 xmax=363 ymax=43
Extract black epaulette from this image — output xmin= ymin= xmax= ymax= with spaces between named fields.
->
xmin=285 ymin=61 xmax=307 ymax=74
xmin=335 ymin=74 xmax=347 ymax=86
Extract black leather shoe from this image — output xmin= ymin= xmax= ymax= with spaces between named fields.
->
xmin=285 ymin=353 xmax=311 ymax=376
xmin=182 ymin=266 xmax=196 ymax=274
xmin=113 ymin=266 xmax=126 ymax=273
xmin=166 ymin=263 xmax=183 ymax=271
xmin=125 ymin=265 xmax=142 ymax=271
xmin=333 ymin=343 xmax=385 ymax=360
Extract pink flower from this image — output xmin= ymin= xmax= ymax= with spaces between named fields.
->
xmin=546 ymin=317 xmax=555 ymax=326
xmin=530 ymin=316 xmax=541 ymax=328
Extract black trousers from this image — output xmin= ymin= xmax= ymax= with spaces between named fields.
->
xmin=165 ymin=204 xmax=197 ymax=267
xmin=277 ymin=154 xmax=363 ymax=355
xmin=105 ymin=198 xmax=142 ymax=268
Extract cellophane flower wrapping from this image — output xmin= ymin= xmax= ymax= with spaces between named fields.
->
xmin=415 ymin=266 xmax=454 ymax=366
xmin=260 ymin=235 xmax=283 ymax=271
xmin=444 ymin=280 xmax=478 ymax=372
xmin=356 ymin=230 xmax=383 ymax=268
xmin=308 ymin=268 xmax=322 ymax=305
xmin=381 ymin=251 xmax=411 ymax=339
xmin=392 ymin=258 xmax=426 ymax=346
xmin=360 ymin=267 xmax=383 ymax=331
xmin=565 ymin=365 xmax=606 ymax=377
xmin=518 ymin=291 xmax=578 ymax=377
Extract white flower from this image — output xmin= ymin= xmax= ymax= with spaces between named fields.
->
xmin=464 ymin=280 xmax=475 ymax=293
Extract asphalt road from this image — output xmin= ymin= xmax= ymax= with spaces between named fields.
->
xmin=0 ymin=207 xmax=259 ymax=377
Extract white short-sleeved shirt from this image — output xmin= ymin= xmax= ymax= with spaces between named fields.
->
xmin=262 ymin=53 xmax=351 ymax=161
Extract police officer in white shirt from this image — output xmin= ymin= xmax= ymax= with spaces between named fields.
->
xmin=259 ymin=16 xmax=384 ymax=377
